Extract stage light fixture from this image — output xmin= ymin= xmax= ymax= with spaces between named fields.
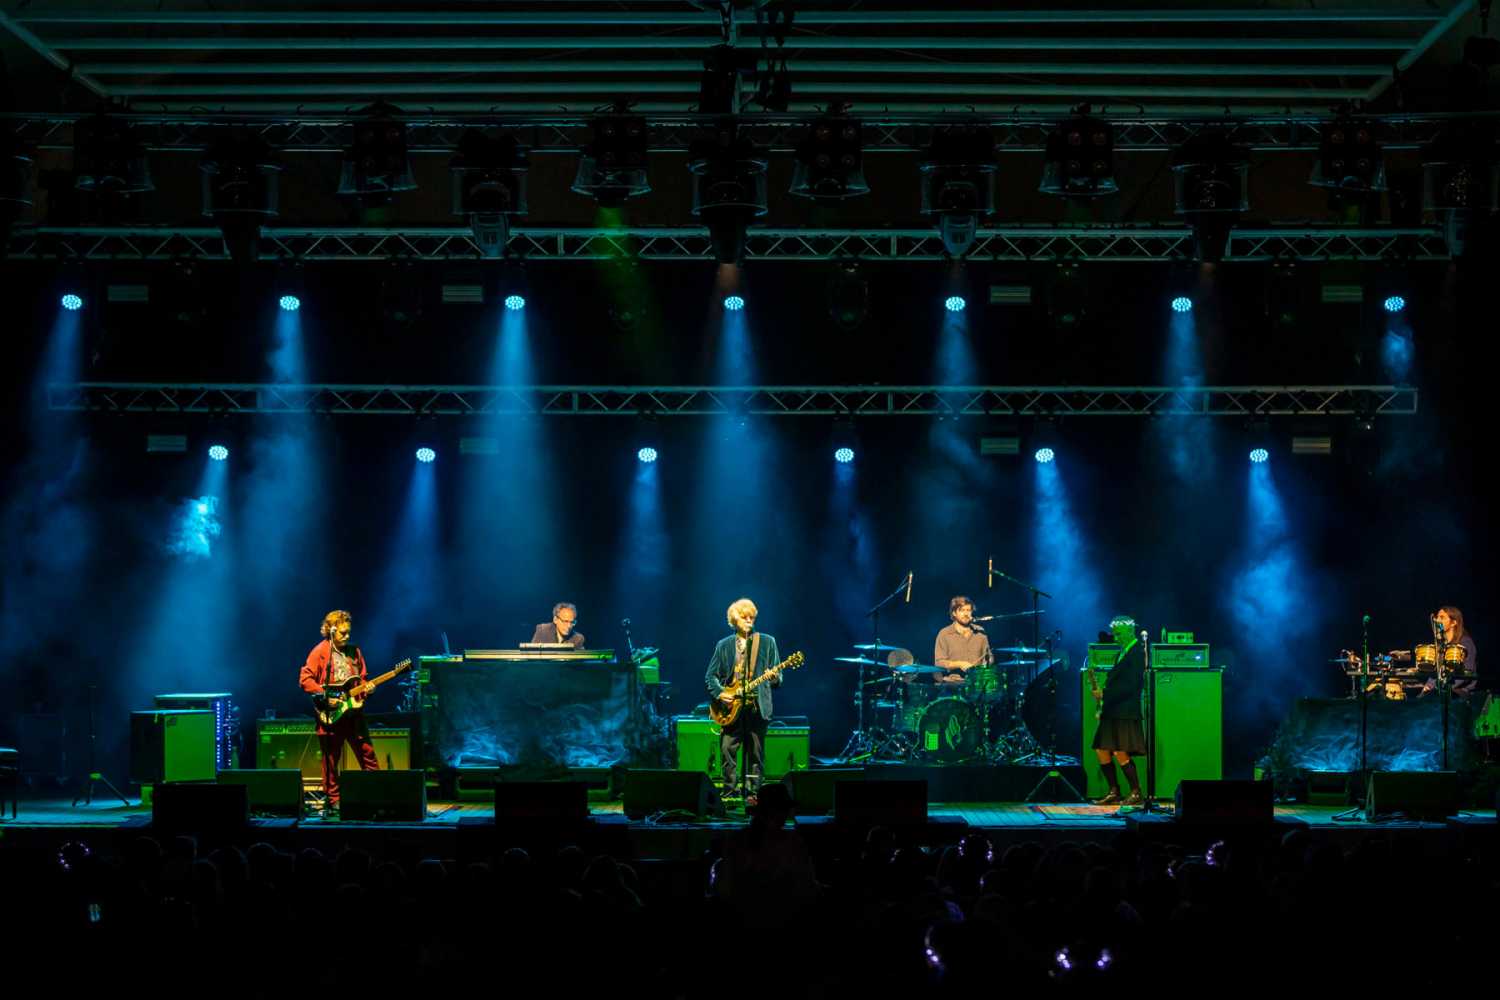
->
xmin=1384 ymin=295 xmax=1406 ymax=314
xmin=1309 ymin=117 xmax=1386 ymax=192
xmin=504 ymin=294 xmax=526 ymax=311
xmin=834 ymin=446 xmax=855 ymax=464
xmin=1039 ymin=110 xmax=1116 ymax=197
xmin=637 ymin=446 xmax=658 ymax=464
xmin=1171 ymin=131 xmax=1249 ymax=263
xmin=339 ymin=100 xmax=417 ymax=206
xmin=1034 ymin=447 xmax=1056 ymax=464
xmin=689 ymin=119 xmax=768 ymax=265
xmin=920 ymin=124 xmax=998 ymax=258
xmin=73 ymin=112 xmax=154 ymax=195
xmin=279 ymin=294 xmax=300 ymax=312
xmin=415 ymin=447 xmax=436 ymax=463
xmin=1171 ymin=295 xmax=1193 ymax=313
xmin=208 ymin=444 xmax=229 ymax=461
xmin=200 ymin=129 xmax=283 ymax=265
xmin=572 ymin=107 xmax=650 ymax=207
xmin=723 ymin=294 xmax=745 ymax=311
xmin=790 ymin=106 xmax=869 ymax=200
xmin=60 ymin=293 xmax=83 ymax=311
xmin=1421 ymin=122 xmax=1498 ymax=258
xmin=451 ymin=128 xmax=529 ymax=258
xmin=1249 ymin=448 xmax=1270 ymax=464
xmin=945 ymin=295 xmax=967 ymax=313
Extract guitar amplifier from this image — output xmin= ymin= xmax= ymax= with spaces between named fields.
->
xmin=255 ymin=718 xmax=413 ymax=779
xmin=1086 ymin=643 xmax=1120 ymax=670
xmin=674 ymin=716 xmax=809 ymax=779
xmin=1150 ymin=643 xmax=1210 ymax=668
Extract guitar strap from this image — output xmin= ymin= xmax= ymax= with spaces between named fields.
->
xmin=746 ymin=632 xmax=761 ymax=710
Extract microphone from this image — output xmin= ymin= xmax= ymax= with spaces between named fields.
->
xmin=904 ymin=571 xmax=913 ymax=604
xmin=621 ymin=618 xmax=631 ymax=627
xmin=972 ymin=615 xmax=997 ymax=622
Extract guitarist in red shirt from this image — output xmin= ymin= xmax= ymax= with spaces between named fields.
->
xmin=299 ymin=610 xmax=380 ymax=811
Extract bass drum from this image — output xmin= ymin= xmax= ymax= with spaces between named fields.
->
xmin=915 ymin=697 xmax=981 ymax=763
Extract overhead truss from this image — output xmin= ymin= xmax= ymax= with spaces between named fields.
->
xmin=48 ymin=384 xmax=1418 ymax=419
xmin=9 ymin=226 xmax=1449 ymax=262
xmin=1 ymin=113 xmax=1478 ymax=154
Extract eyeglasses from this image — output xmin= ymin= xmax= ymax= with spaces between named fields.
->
xmin=555 ymin=616 xmax=577 ymax=625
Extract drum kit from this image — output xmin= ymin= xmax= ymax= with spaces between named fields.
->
xmin=1334 ymin=642 xmax=1472 ymax=700
xmin=835 ymin=616 xmax=1068 ymax=764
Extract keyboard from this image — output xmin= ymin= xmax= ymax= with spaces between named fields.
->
xmin=463 ymin=648 xmax=618 ymax=664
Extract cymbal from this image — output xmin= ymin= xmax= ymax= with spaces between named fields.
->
xmin=853 ymin=643 xmax=905 ymax=653
xmin=893 ymin=664 xmax=946 ymax=675
xmin=993 ymin=646 xmax=1049 ymax=656
xmin=834 ymin=656 xmax=880 ymax=666
xmin=992 ymin=659 xmax=1034 ymax=668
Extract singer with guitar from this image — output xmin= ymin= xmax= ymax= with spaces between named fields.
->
xmin=706 ymin=598 xmax=792 ymax=808
xmin=299 ymin=610 xmax=392 ymax=811
xmin=1090 ymin=615 xmax=1147 ymax=806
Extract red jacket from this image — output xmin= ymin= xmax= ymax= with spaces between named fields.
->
xmin=300 ymin=640 xmax=369 ymax=733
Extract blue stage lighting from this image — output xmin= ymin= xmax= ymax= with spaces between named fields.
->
xmin=504 ymin=294 xmax=526 ymax=311
xmin=944 ymin=295 xmax=967 ymax=313
xmin=415 ymin=447 xmax=436 ymax=463
xmin=60 ymin=293 xmax=84 ymax=311
xmin=279 ymin=294 xmax=300 ymax=312
xmin=1383 ymin=295 xmax=1406 ymax=314
xmin=1034 ymin=447 xmax=1055 ymax=463
xmin=723 ymin=294 xmax=745 ymax=312
xmin=1249 ymin=447 xmax=1269 ymax=464
xmin=637 ymin=446 xmax=658 ymax=464
xmin=1171 ymin=295 xmax=1193 ymax=313
xmin=208 ymin=444 xmax=229 ymax=461
xmin=834 ymin=446 xmax=855 ymax=464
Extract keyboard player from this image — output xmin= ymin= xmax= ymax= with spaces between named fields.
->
xmin=530 ymin=602 xmax=587 ymax=648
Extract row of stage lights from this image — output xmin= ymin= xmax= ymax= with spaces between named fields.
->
xmin=199 ymin=441 xmax=1278 ymax=465
xmin=56 ymin=283 xmax=1411 ymax=318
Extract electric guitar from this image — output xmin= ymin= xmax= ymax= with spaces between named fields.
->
xmin=313 ymin=657 xmax=412 ymax=726
xmin=1086 ymin=659 xmax=1103 ymax=722
xmin=709 ymin=651 xmax=805 ymax=728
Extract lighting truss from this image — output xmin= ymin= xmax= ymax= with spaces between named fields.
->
xmin=48 ymin=383 xmax=1417 ymax=419
xmin=7 ymin=226 xmax=1451 ymax=262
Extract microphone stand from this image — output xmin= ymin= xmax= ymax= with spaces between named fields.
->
xmin=1433 ymin=618 xmax=1451 ymax=770
xmin=1023 ymin=628 xmax=1083 ymax=803
xmin=841 ymin=572 xmax=911 ymax=762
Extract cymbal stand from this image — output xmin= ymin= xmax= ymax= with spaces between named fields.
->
xmin=840 ymin=572 xmax=912 ymax=762
xmin=1024 ymin=632 xmax=1083 ymax=803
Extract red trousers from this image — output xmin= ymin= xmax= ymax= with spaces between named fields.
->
xmin=318 ymin=714 xmax=380 ymax=803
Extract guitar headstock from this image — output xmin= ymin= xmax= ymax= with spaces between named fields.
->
xmin=782 ymin=651 xmax=805 ymax=671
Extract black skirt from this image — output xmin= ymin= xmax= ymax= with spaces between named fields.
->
xmin=1092 ymin=718 xmax=1147 ymax=755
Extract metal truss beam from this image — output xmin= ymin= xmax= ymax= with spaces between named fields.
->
xmin=8 ymin=226 xmax=1449 ymax=263
xmin=2 ymin=112 xmax=1482 ymax=154
xmin=48 ymin=384 xmax=1418 ymax=419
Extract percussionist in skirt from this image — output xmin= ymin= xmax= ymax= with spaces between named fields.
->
xmin=1091 ymin=615 xmax=1147 ymax=806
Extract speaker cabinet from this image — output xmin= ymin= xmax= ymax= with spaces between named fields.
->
xmin=1174 ymin=779 xmax=1273 ymax=823
xmin=217 ymin=769 xmax=303 ymax=818
xmin=152 ymin=781 xmax=249 ymax=832
xmin=781 ymin=768 xmax=863 ymax=815
xmin=494 ymin=781 xmax=590 ymax=822
xmin=338 ymin=769 xmax=427 ymax=822
xmin=1151 ymin=668 xmax=1223 ymax=800
xmin=834 ymin=779 xmax=927 ymax=827
xmin=622 ymin=769 xmax=724 ymax=819
xmin=131 ymin=710 xmax=217 ymax=785
xmin=1365 ymin=770 xmax=1461 ymax=821
xmin=255 ymin=719 xmax=413 ymax=778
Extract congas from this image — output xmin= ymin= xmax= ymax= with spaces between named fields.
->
xmin=1443 ymin=645 xmax=1468 ymax=668
xmin=1415 ymin=644 xmax=1438 ymax=669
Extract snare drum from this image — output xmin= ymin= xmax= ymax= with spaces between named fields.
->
xmin=1415 ymin=644 xmax=1438 ymax=669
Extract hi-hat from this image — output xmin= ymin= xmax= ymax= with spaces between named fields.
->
xmin=834 ymin=656 xmax=881 ymax=666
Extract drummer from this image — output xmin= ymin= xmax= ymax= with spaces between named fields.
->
xmin=934 ymin=595 xmax=993 ymax=688
xmin=1424 ymin=606 xmax=1479 ymax=697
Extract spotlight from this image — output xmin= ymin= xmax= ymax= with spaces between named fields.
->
xmin=1034 ymin=447 xmax=1055 ymax=463
xmin=1171 ymin=131 xmax=1249 ymax=263
xmin=1310 ymin=118 xmax=1385 ymax=192
xmin=1249 ymin=447 xmax=1269 ymax=464
xmin=572 ymin=105 xmax=650 ymax=207
xmin=279 ymin=294 xmax=300 ymax=312
xmin=945 ymin=295 xmax=967 ymax=313
xmin=1171 ymin=295 xmax=1193 ymax=313
xmin=834 ymin=446 xmax=855 ymax=464
xmin=450 ymin=128 xmax=529 ymax=258
xmin=723 ymin=294 xmax=745 ymax=311
xmin=1039 ymin=109 xmax=1117 ymax=197
xmin=200 ymin=129 xmax=283 ymax=265
xmin=60 ymin=293 xmax=84 ymax=311
xmin=1383 ymin=295 xmax=1406 ymax=313
xmin=689 ymin=119 xmax=768 ymax=265
xmin=415 ymin=447 xmax=436 ymax=463
xmin=73 ymin=112 xmax=154 ymax=195
xmin=920 ymin=124 xmax=998 ymax=258
xmin=339 ymin=100 xmax=417 ymax=207
xmin=208 ymin=444 xmax=229 ymax=461
xmin=504 ymin=294 xmax=526 ymax=311
xmin=790 ymin=106 xmax=869 ymax=200
xmin=637 ymin=446 xmax=658 ymax=463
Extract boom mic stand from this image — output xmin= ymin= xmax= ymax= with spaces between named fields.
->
xmin=1024 ymin=629 xmax=1083 ymax=803
xmin=840 ymin=571 xmax=912 ymax=762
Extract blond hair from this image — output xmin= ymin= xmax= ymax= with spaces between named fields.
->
xmin=726 ymin=597 xmax=758 ymax=628
xmin=320 ymin=609 xmax=352 ymax=638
